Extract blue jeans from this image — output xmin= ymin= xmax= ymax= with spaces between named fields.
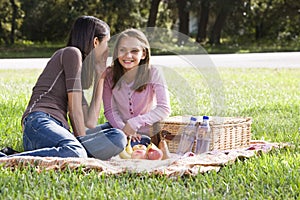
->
xmin=18 ymin=111 xmax=88 ymax=158
xmin=12 ymin=111 xmax=126 ymax=160
xmin=77 ymin=123 xmax=127 ymax=160
xmin=0 ymin=152 xmax=6 ymax=157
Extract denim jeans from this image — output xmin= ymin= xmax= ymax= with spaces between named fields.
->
xmin=0 ymin=152 xmax=6 ymax=157
xmin=13 ymin=111 xmax=127 ymax=160
xmin=77 ymin=122 xmax=127 ymax=160
xmin=18 ymin=111 xmax=88 ymax=158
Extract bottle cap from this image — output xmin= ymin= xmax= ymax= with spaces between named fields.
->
xmin=203 ymin=116 xmax=209 ymax=120
xmin=190 ymin=116 xmax=197 ymax=121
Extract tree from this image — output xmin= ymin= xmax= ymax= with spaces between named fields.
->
xmin=20 ymin=0 xmax=104 ymax=42
xmin=0 ymin=0 xmax=22 ymax=45
xmin=196 ymin=0 xmax=210 ymax=43
xmin=176 ymin=0 xmax=190 ymax=45
xmin=147 ymin=0 xmax=161 ymax=27
xmin=248 ymin=0 xmax=300 ymax=42
xmin=0 ymin=0 xmax=299 ymax=47
xmin=21 ymin=0 xmax=78 ymax=42
xmin=0 ymin=0 xmax=11 ymax=45
xmin=9 ymin=0 xmax=19 ymax=44
xmin=251 ymin=0 xmax=273 ymax=40
xmin=209 ymin=0 xmax=236 ymax=45
xmin=97 ymin=0 xmax=148 ymax=34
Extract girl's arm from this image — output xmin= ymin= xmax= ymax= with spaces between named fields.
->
xmin=68 ymin=91 xmax=86 ymax=136
xmin=62 ymin=47 xmax=86 ymax=136
xmin=82 ymin=48 xmax=108 ymax=129
xmin=82 ymin=72 xmax=105 ymax=129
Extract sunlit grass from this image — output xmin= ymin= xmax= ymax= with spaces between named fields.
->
xmin=0 ymin=68 xmax=299 ymax=199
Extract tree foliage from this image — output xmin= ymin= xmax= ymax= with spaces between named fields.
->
xmin=0 ymin=0 xmax=23 ymax=45
xmin=0 ymin=0 xmax=299 ymax=47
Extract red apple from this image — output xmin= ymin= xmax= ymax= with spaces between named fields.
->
xmin=132 ymin=144 xmax=147 ymax=151
xmin=146 ymin=143 xmax=163 ymax=160
xmin=131 ymin=149 xmax=147 ymax=159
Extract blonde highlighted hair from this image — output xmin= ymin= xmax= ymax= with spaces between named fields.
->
xmin=111 ymin=29 xmax=151 ymax=92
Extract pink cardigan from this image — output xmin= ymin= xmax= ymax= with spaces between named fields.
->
xmin=103 ymin=65 xmax=171 ymax=135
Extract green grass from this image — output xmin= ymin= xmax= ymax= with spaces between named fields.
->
xmin=0 ymin=68 xmax=299 ymax=199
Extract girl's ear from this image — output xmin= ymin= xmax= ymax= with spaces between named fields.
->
xmin=93 ymin=37 xmax=99 ymax=48
xmin=141 ymin=49 xmax=147 ymax=59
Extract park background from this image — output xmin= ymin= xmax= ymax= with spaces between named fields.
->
xmin=1 ymin=0 xmax=300 ymax=57
xmin=0 ymin=0 xmax=299 ymax=199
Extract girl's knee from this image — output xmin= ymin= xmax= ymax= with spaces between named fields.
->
xmin=110 ymin=128 xmax=127 ymax=149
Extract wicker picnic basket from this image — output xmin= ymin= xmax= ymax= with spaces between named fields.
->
xmin=158 ymin=116 xmax=252 ymax=153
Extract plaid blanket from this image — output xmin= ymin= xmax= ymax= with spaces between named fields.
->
xmin=0 ymin=140 xmax=290 ymax=177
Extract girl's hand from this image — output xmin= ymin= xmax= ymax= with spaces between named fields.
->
xmin=95 ymin=48 xmax=109 ymax=74
xmin=131 ymin=133 xmax=142 ymax=142
xmin=123 ymin=123 xmax=141 ymax=142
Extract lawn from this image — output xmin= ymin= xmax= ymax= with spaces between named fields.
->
xmin=0 ymin=67 xmax=299 ymax=199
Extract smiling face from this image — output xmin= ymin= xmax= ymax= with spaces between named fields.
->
xmin=117 ymin=36 xmax=146 ymax=72
xmin=111 ymin=29 xmax=151 ymax=91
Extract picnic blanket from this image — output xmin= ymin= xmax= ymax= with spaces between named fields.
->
xmin=0 ymin=140 xmax=290 ymax=177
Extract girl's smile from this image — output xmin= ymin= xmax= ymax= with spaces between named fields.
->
xmin=117 ymin=36 xmax=146 ymax=72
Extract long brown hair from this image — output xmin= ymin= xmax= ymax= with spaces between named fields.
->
xmin=67 ymin=16 xmax=110 ymax=89
xmin=111 ymin=29 xmax=151 ymax=92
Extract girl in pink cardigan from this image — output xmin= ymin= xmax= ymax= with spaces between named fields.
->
xmin=103 ymin=29 xmax=171 ymax=144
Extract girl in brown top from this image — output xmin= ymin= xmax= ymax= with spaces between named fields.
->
xmin=1 ymin=16 xmax=126 ymax=160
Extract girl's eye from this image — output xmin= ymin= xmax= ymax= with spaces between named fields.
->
xmin=118 ymin=48 xmax=141 ymax=54
xmin=131 ymin=49 xmax=140 ymax=54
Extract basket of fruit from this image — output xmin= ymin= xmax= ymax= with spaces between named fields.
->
xmin=158 ymin=116 xmax=252 ymax=153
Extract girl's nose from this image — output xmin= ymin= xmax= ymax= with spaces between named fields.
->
xmin=124 ymin=51 xmax=132 ymax=57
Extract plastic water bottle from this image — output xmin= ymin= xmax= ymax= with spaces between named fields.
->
xmin=195 ymin=116 xmax=211 ymax=154
xmin=176 ymin=116 xmax=198 ymax=155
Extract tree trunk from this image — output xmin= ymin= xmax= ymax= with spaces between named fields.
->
xmin=196 ymin=0 xmax=210 ymax=43
xmin=255 ymin=22 xmax=264 ymax=40
xmin=10 ymin=0 xmax=18 ymax=45
xmin=209 ymin=0 xmax=235 ymax=45
xmin=209 ymin=9 xmax=227 ymax=45
xmin=254 ymin=0 xmax=272 ymax=40
xmin=147 ymin=0 xmax=161 ymax=27
xmin=0 ymin=22 xmax=8 ymax=45
xmin=176 ymin=0 xmax=189 ymax=45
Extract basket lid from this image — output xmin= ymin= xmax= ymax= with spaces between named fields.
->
xmin=162 ymin=116 xmax=252 ymax=125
